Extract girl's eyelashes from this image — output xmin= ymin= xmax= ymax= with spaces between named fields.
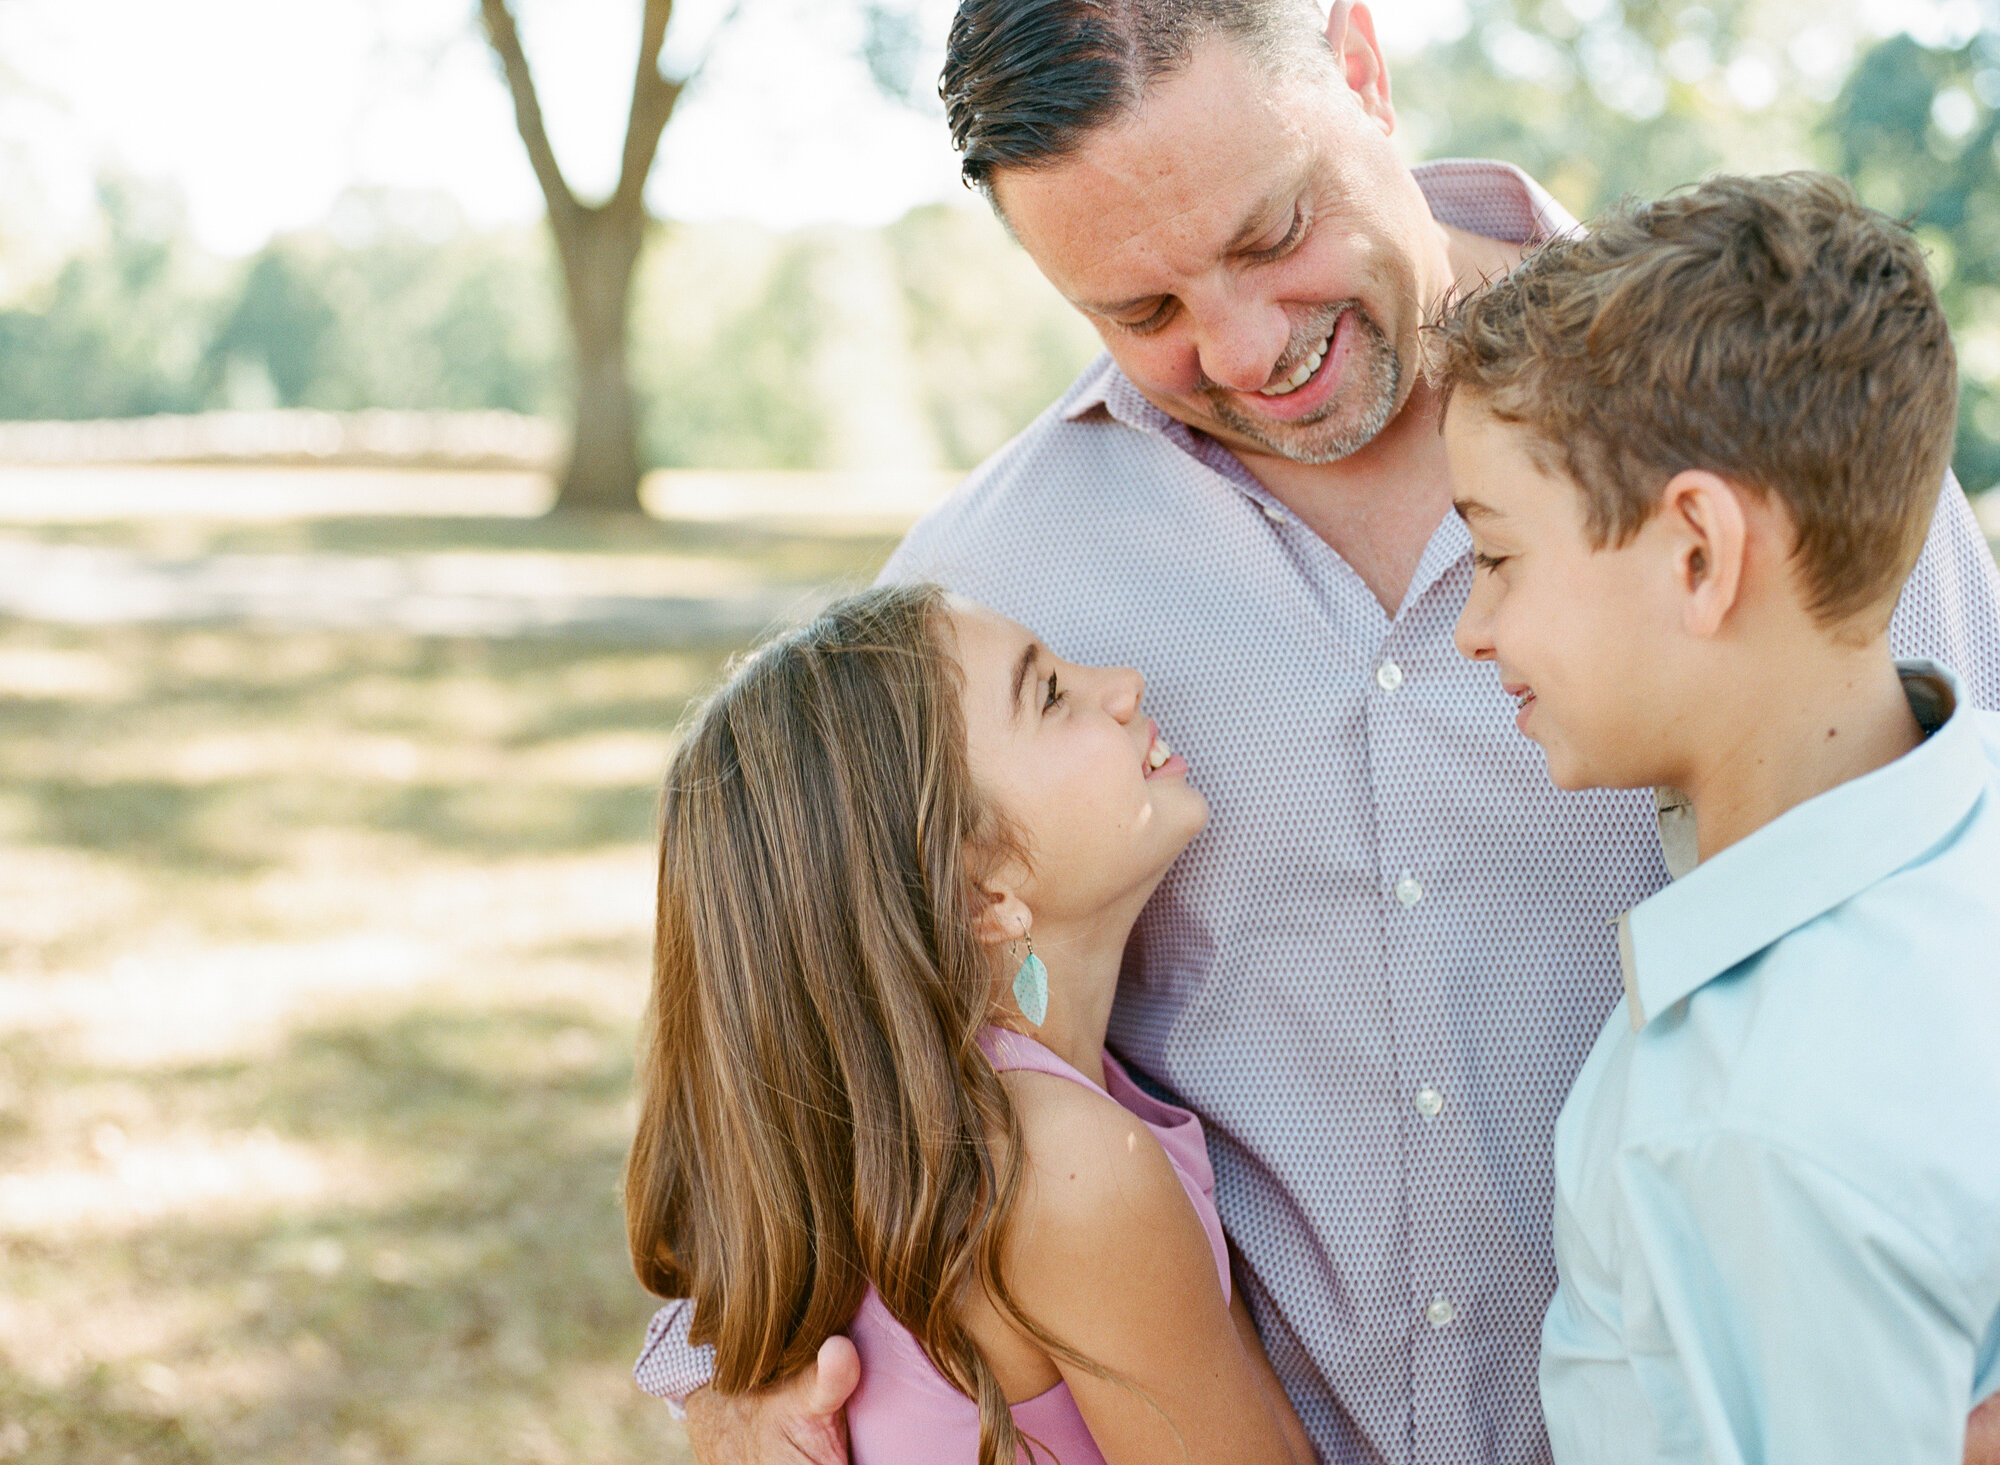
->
xmin=1472 ymin=551 xmax=1511 ymax=572
xmin=1042 ymin=671 xmax=1068 ymax=712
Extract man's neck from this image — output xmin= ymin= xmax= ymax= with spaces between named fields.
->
xmin=1233 ymin=224 xmax=1529 ymax=616
xmin=1680 ymin=638 xmax=1924 ymax=862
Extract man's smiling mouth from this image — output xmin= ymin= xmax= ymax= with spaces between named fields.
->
xmin=1259 ymin=313 xmax=1342 ymax=398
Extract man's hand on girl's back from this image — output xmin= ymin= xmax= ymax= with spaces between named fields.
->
xmin=683 ymin=1334 xmax=859 ymax=1465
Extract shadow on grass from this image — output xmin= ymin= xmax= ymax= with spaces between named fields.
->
xmin=9 ymin=776 xmax=664 ymax=869
xmin=20 ymin=514 xmax=905 ymax=588
xmin=0 ymin=1365 xmax=207 ymax=1465
xmin=15 ymin=1004 xmax=687 ymax=1464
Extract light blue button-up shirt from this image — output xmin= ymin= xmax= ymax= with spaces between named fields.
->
xmin=1542 ymin=662 xmax=2000 ymax=1465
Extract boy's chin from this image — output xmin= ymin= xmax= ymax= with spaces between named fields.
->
xmin=1542 ymin=748 xmax=1657 ymax=793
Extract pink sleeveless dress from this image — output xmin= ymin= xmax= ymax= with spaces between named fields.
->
xmin=844 ymin=1027 xmax=1231 ymax=1464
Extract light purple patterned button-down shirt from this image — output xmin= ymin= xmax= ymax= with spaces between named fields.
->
xmin=636 ymin=160 xmax=2000 ymax=1465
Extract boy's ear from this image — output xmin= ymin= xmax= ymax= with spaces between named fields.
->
xmin=1660 ymin=470 xmax=1748 ymax=638
xmin=970 ymin=878 xmax=1033 ymax=949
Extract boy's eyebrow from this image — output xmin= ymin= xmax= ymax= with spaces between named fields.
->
xmin=1010 ymin=640 xmax=1043 ymax=719
xmin=1453 ymin=498 xmax=1502 ymax=522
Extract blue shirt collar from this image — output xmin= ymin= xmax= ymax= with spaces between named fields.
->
xmin=1615 ymin=660 xmax=1982 ymax=1030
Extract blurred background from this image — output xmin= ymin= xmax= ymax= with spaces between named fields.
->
xmin=1 ymin=0 xmax=1996 ymax=1460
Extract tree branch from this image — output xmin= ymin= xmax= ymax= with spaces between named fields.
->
xmin=612 ymin=0 xmax=749 ymax=215
xmin=613 ymin=0 xmax=681 ymax=215
xmin=479 ymin=0 xmax=579 ymax=225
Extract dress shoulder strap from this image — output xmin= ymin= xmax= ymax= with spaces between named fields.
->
xmin=976 ymin=1026 xmax=1102 ymax=1094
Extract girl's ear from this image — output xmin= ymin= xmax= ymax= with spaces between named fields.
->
xmin=970 ymin=877 xmax=1033 ymax=949
xmin=1661 ymin=470 xmax=1749 ymax=638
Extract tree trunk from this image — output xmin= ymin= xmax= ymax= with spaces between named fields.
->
xmin=552 ymin=208 xmax=647 ymax=514
xmin=478 ymin=0 xmax=683 ymax=517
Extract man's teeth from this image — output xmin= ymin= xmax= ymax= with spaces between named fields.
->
xmin=1148 ymin=737 xmax=1173 ymax=769
xmin=1258 ymin=329 xmax=1334 ymax=397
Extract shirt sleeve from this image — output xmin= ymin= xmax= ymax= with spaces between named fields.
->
xmin=1610 ymin=1129 xmax=1982 ymax=1465
xmin=1891 ymin=474 xmax=2000 ymax=711
xmin=633 ymin=1300 xmax=716 ymax=1418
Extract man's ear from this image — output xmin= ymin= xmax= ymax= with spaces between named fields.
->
xmin=969 ymin=877 xmax=1033 ymax=949
xmin=1325 ymin=1 xmax=1395 ymax=135
xmin=1660 ymin=470 xmax=1748 ymax=638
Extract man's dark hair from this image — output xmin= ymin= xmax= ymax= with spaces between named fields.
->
xmin=1432 ymin=172 xmax=1959 ymax=627
xmin=941 ymin=0 xmax=1330 ymax=197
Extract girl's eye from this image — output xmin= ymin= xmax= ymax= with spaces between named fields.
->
xmin=1473 ymin=551 xmax=1511 ymax=572
xmin=1042 ymin=672 xmax=1068 ymax=713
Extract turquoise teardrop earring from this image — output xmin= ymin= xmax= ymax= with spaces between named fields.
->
xmin=1011 ymin=930 xmax=1049 ymax=1028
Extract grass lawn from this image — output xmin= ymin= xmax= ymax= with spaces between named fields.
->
xmin=0 ymin=506 xmax=902 ymax=1464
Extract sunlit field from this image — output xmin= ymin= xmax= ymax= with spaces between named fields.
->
xmin=0 ymin=471 xmax=910 ymax=1464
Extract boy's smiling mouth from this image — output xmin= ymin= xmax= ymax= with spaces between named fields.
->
xmin=1503 ymin=680 xmax=1537 ymax=726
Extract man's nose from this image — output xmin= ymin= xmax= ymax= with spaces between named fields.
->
xmin=1193 ymin=299 xmax=1292 ymax=395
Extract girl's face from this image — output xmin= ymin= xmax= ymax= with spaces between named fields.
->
xmin=947 ymin=601 xmax=1208 ymax=930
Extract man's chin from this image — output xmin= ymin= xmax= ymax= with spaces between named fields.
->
xmin=1204 ymin=352 xmax=1403 ymax=464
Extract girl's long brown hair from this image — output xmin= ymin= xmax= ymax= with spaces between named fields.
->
xmin=626 ymin=583 xmax=1061 ymax=1465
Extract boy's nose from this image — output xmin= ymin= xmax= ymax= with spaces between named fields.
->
xmin=1454 ymin=594 xmax=1496 ymax=664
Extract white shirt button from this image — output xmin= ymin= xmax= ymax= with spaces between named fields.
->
xmin=1376 ymin=660 xmax=1404 ymax=692
xmin=1262 ymin=503 xmax=1286 ymax=523
xmin=1395 ymin=873 xmax=1424 ymax=908
xmin=1426 ymin=1297 xmax=1456 ymax=1328
xmin=1415 ymin=1086 xmax=1444 ymax=1118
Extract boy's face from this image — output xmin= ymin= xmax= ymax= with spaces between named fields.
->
xmin=1447 ymin=400 xmax=1682 ymax=790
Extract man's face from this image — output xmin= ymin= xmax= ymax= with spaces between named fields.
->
xmin=993 ymin=23 xmax=1446 ymax=467
xmin=1447 ymin=401 xmax=1683 ymax=791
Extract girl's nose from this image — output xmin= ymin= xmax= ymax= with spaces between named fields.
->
xmin=1106 ymin=664 xmax=1145 ymax=719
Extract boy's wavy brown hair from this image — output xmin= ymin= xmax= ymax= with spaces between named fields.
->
xmin=1432 ymin=171 xmax=1958 ymax=628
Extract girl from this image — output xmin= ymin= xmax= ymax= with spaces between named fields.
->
xmin=625 ymin=584 xmax=1314 ymax=1465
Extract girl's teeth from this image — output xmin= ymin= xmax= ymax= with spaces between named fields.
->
xmin=1148 ymin=738 xmax=1172 ymax=769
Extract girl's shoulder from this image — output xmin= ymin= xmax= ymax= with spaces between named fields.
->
xmin=997 ymin=1065 xmax=1193 ymax=1253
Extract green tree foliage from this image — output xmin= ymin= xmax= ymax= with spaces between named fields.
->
xmin=0 ymin=188 xmax=565 ymax=423
xmin=0 ymin=179 xmax=213 ymax=418
xmin=1821 ymin=28 xmax=2000 ymax=493
xmin=1398 ymin=1 xmax=2000 ymax=492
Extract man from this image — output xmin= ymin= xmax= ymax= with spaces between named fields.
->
xmin=640 ymin=3 xmax=2000 ymax=1461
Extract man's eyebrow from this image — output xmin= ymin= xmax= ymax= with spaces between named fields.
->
xmin=1010 ymin=640 xmax=1042 ymax=718
xmin=1079 ymin=182 xmax=1302 ymax=316
xmin=1222 ymin=183 xmax=1297 ymax=255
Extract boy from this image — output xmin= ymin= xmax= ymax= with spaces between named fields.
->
xmin=1435 ymin=171 xmax=2000 ymax=1464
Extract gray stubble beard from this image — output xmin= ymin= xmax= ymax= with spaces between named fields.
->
xmin=1204 ymin=304 xmax=1403 ymax=465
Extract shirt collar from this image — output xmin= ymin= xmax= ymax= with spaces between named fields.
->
xmin=1615 ymin=660 xmax=1982 ymax=1031
xmin=1060 ymin=159 xmax=1579 ymax=432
